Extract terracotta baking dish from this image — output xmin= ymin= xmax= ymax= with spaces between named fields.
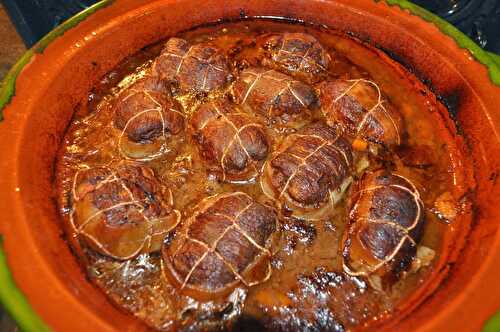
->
xmin=0 ymin=0 xmax=499 ymax=331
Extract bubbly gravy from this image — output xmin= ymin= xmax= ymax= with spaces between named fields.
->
xmin=56 ymin=20 xmax=471 ymax=331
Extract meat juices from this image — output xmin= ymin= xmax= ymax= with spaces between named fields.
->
xmin=342 ymin=170 xmax=425 ymax=284
xmin=262 ymin=32 xmax=331 ymax=84
xmin=232 ymin=67 xmax=318 ymax=121
xmin=317 ymin=79 xmax=404 ymax=148
xmin=152 ymin=37 xmax=230 ymax=94
xmin=261 ymin=122 xmax=353 ymax=219
xmin=191 ymin=99 xmax=269 ymax=182
xmin=56 ymin=21 xmax=464 ymax=331
xmin=71 ymin=163 xmax=181 ymax=260
xmin=162 ymin=192 xmax=278 ymax=300
xmin=114 ymin=76 xmax=185 ymax=160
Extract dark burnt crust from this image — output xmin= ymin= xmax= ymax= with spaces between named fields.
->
xmin=262 ymin=122 xmax=353 ymax=214
xmin=317 ymin=79 xmax=404 ymax=148
xmin=232 ymin=67 xmax=318 ymax=120
xmin=342 ymin=170 xmax=425 ymax=280
xmin=262 ymin=32 xmax=331 ymax=84
xmin=190 ymin=99 xmax=270 ymax=182
xmin=52 ymin=24 xmax=457 ymax=331
xmin=70 ymin=163 xmax=180 ymax=260
xmin=152 ymin=37 xmax=231 ymax=94
xmin=114 ymin=76 xmax=185 ymax=143
xmin=162 ymin=192 xmax=279 ymax=300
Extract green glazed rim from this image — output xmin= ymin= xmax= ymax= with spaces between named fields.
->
xmin=0 ymin=1 xmax=498 ymax=331
xmin=0 ymin=2 xmax=114 ymax=331
xmin=0 ymin=0 xmax=115 ymax=121
xmin=382 ymin=0 xmax=500 ymax=85
xmin=0 ymin=236 xmax=51 ymax=332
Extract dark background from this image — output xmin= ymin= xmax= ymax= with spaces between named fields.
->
xmin=0 ymin=0 xmax=498 ymax=331
xmin=1 ymin=0 xmax=499 ymax=52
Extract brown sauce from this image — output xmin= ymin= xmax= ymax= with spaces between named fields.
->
xmin=55 ymin=19 xmax=471 ymax=331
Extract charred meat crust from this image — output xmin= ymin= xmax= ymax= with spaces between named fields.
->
xmin=152 ymin=37 xmax=231 ymax=94
xmin=262 ymin=32 xmax=331 ymax=84
xmin=114 ymin=76 xmax=185 ymax=143
xmin=162 ymin=192 xmax=278 ymax=300
xmin=71 ymin=163 xmax=180 ymax=260
xmin=317 ymin=79 xmax=404 ymax=147
xmin=233 ymin=67 xmax=318 ymax=119
xmin=263 ymin=122 xmax=353 ymax=208
xmin=342 ymin=170 xmax=425 ymax=279
xmin=191 ymin=99 xmax=270 ymax=181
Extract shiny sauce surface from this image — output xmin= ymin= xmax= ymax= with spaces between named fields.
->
xmin=56 ymin=20 xmax=471 ymax=331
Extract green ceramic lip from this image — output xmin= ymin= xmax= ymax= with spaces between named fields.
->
xmin=0 ymin=0 xmax=115 ymax=122
xmin=0 ymin=3 xmax=114 ymax=331
xmin=382 ymin=0 xmax=500 ymax=85
xmin=0 ymin=236 xmax=51 ymax=332
xmin=0 ymin=1 xmax=498 ymax=331
xmin=484 ymin=311 xmax=500 ymax=332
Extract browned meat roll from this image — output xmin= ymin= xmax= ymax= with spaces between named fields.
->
xmin=191 ymin=99 xmax=269 ymax=182
xmin=71 ymin=163 xmax=181 ymax=260
xmin=162 ymin=192 xmax=278 ymax=300
xmin=233 ymin=67 xmax=318 ymax=121
xmin=317 ymin=79 xmax=404 ymax=148
xmin=342 ymin=170 xmax=425 ymax=284
xmin=262 ymin=32 xmax=331 ymax=84
xmin=114 ymin=76 xmax=185 ymax=160
xmin=261 ymin=122 xmax=353 ymax=220
xmin=152 ymin=37 xmax=230 ymax=94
